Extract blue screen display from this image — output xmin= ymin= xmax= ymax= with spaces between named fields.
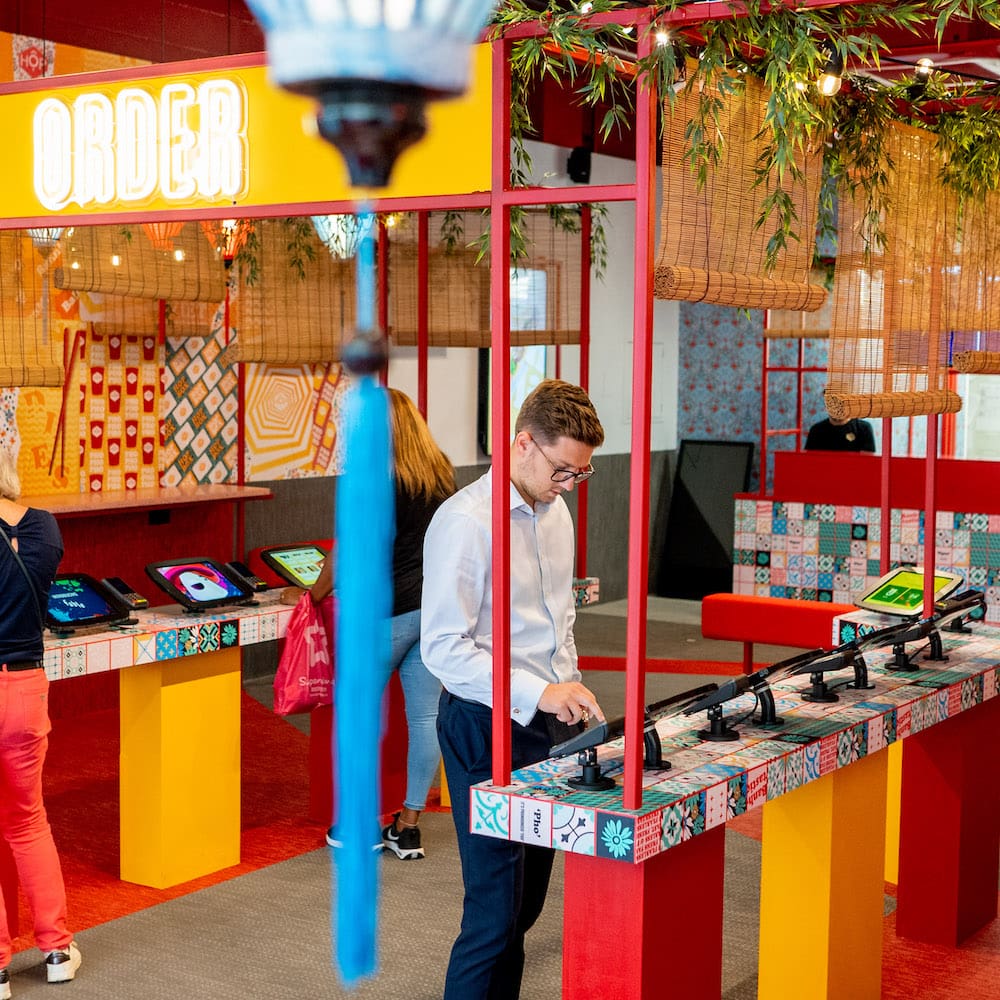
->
xmin=48 ymin=576 xmax=114 ymax=624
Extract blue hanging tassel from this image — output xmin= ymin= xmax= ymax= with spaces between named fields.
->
xmin=333 ymin=374 xmax=393 ymax=985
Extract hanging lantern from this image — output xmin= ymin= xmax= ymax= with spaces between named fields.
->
xmin=200 ymin=218 xmax=252 ymax=267
xmin=142 ymin=222 xmax=184 ymax=252
xmin=311 ymin=214 xmax=373 ymax=260
xmin=243 ymin=0 xmax=499 ymax=187
xmin=27 ymin=226 xmax=64 ymax=259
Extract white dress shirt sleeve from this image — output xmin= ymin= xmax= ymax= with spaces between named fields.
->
xmin=420 ymin=501 xmax=549 ymax=724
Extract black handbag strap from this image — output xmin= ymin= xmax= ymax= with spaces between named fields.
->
xmin=0 ymin=520 xmax=45 ymax=632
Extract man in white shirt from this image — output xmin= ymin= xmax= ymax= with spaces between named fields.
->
xmin=421 ymin=379 xmax=606 ymax=1000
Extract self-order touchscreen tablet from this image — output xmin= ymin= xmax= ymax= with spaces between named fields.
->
xmin=46 ymin=574 xmax=131 ymax=631
xmin=145 ymin=558 xmax=254 ymax=611
xmin=260 ymin=544 xmax=328 ymax=589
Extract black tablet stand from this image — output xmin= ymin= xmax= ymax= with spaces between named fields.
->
xmin=754 ymin=686 xmax=784 ymax=726
xmin=567 ymin=748 xmax=616 ymax=791
xmin=698 ymin=703 xmax=741 ymax=741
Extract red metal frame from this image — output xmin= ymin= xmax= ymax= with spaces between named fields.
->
xmin=489 ymin=37 xmax=514 ymax=782
xmin=487 ymin=12 xmax=654 ymax=793
xmin=417 ymin=212 xmax=429 ymax=418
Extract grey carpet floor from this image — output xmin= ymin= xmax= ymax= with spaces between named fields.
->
xmin=5 ymin=813 xmax=762 ymax=1000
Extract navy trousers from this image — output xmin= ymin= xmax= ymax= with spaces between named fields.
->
xmin=437 ymin=691 xmax=558 ymax=1000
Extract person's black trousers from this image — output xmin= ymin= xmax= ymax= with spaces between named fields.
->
xmin=437 ymin=691 xmax=561 ymax=1000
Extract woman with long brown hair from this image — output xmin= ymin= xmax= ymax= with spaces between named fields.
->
xmin=308 ymin=388 xmax=455 ymax=858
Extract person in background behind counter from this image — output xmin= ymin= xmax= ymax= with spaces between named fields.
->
xmin=0 ymin=450 xmax=81 ymax=999
xmin=282 ymin=388 xmax=455 ymax=860
xmin=805 ymin=412 xmax=876 ymax=452
xmin=421 ymin=379 xmax=606 ymax=1000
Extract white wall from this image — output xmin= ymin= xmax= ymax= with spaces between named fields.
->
xmin=387 ymin=141 xmax=679 ymax=464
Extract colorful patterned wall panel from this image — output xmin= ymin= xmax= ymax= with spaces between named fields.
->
xmin=733 ymin=498 xmax=999 ymax=621
xmin=244 ymin=363 xmax=346 ymax=481
xmin=161 ymin=317 xmax=239 ymax=487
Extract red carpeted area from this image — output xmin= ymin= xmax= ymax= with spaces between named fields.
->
xmin=12 ymin=691 xmax=326 ymax=953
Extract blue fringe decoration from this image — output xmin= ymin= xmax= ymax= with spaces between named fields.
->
xmin=333 ymin=213 xmax=393 ymax=986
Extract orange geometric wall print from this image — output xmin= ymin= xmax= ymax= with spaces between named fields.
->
xmin=244 ymin=363 xmax=346 ymax=481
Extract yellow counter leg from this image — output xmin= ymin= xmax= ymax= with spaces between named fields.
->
xmin=119 ymin=649 xmax=242 ymax=888
xmin=758 ymin=749 xmax=888 ymax=1000
xmin=884 ymin=740 xmax=902 ymax=884
xmin=438 ymin=760 xmax=450 ymax=808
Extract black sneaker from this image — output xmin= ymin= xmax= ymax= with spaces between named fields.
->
xmin=382 ymin=814 xmax=425 ymax=860
xmin=325 ymin=826 xmax=383 ymax=852
xmin=0 ymin=966 xmax=10 ymax=1000
xmin=45 ymin=942 xmax=81 ymax=983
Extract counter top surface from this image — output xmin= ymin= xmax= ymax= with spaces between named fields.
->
xmin=24 ymin=484 xmax=273 ymax=516
xmin=42 ymin=590 xmax=293 ymax=680
xmin=470 ymin=614 xmax=1000 ymax=863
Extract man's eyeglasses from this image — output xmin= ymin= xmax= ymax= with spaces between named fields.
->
xmin=530 ymin=439 xmax=595 ymax=485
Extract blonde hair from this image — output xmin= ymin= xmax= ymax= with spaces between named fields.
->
xmin=0 ymin=450 xmax=20 ymax=502
xmin=387 ymin=388 xmax=456 ymax=502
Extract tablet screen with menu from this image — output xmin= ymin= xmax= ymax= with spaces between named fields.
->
xmin=46 ymin=574 xmax=131 ymax=631
xmin=145 ymin=558 xmax=254 ymax=611
xmin=260 ymin=544 xmax=328 ymax=589
xmin=855 ymin=566 xmax=963 ymax=616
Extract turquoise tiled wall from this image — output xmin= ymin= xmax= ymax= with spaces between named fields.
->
xmin=733 ymin=498 xmax=998 ymax=620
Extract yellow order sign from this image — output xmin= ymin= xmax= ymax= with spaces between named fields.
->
xmin=0 ymin=44 xmax=492 ymax=224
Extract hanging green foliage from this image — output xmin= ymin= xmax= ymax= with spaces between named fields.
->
xmin=493 ymin=0 xmax=1000 ymax=268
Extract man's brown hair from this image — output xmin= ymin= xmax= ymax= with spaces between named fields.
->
xmin=515 ymin=379 xmax=604 ymax=448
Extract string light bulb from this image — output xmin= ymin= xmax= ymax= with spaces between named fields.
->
xmin=915 ymin=57 xmax=934 ymax=80
xmin=817 ymin=46 xmax=845 ymax=97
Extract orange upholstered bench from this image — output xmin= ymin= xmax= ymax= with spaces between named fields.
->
xmin=701 ymin=593 xmax=856 ymax=674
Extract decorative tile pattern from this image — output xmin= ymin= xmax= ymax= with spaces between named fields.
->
xmin=552 ymin=805 xmax=595 ymax=854
xmin=39 ymin=596 xmax=292 ymax=680
xmin=735 ymin=497 xmax=998 ymax=620
xmin=472 ymin=616 xmax=1000 ymax=864
xmin=471 ymin=789 xmax=510 ymax=840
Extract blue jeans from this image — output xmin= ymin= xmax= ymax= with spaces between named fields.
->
xmin=385 ymin=609 xmax=441 ymax=812
xmin=437 ymin=692 xmax=555 ymax=1000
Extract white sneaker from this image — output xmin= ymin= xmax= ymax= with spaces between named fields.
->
xmin=0 ymin=966 xmax=10 ymax=1000
xmin=45 ymin=942 xmax=81 ymax=983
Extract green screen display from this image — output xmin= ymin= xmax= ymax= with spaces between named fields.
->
xmin=263 ymin=546 xmax=326 ymax=588
xmin=863 ymin=570 xmax=954 ymax=613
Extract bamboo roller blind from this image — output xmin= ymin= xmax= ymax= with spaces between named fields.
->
xmin=388 ymin=208 xmax=582 ymax=348
xmin=656 ymin=73 xmax=827 ymax=311
xmin=825 ymin=123 xmax=961 ymax=419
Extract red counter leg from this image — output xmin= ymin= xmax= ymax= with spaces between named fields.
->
xmin=562 ymin=824 xmax=725 ymax=1000
xmin=897 ymin=695 xmax=1000 ymax=945
xmin=0 ymin=839 xmax=17 ymax=938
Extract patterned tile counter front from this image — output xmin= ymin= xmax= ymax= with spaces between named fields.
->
xmin=42 ymin=591 xmax=293 ymax=681
xmin=470 ymin=620 xmax=1000 ymax=864
xmin=732 ymin=498 xmax=1000 ymax=622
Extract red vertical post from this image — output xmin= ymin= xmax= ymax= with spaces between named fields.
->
xmin=622 ymin=23 xmax=656 ymax=811
xmin=490 ymin=36 xmax=513 ymax=786
xmin=759 ymin=331 xmax=769 ymax=494
xmin=897 ymin=696 xmax=1000 ymax=945
xmin=417 ymin=211 xmax=429 ymax=419
xmin=880 ymin=417 xmax=891 ymax=575
xmin=562 ymin=827 xmax=726 ymax=999
xmin=576 ymin=205 xmax=592 ymax=577
xmin=377 ymin=219 xmax=389 ymax=388
xmin=923 ymin=413 xmax=938 ymax=613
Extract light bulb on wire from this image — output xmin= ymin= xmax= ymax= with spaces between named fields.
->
xmin=817 ymin=46 xmax=845 ymax=97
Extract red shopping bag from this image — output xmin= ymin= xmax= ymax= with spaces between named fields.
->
xmin=274 ymin=592 xmax=333 ymax=715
